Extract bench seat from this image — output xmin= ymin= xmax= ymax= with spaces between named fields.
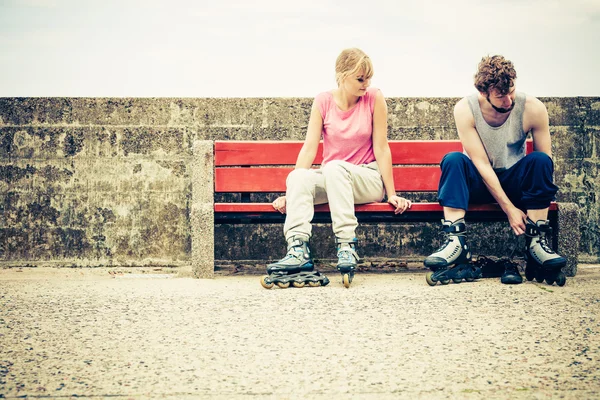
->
xmin=190 ymin=139 xmax=579 ymax=278
xmin=214 ymin=202 xmax=559 ymax=223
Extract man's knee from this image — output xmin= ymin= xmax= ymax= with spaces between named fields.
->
xmin=441 ymin=152 xmax=469 ymax=170
xmin=526 ymin=151 xmax=553 ymax=168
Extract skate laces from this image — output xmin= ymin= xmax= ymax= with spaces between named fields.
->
xmin=434 ymin=221 xmax=465 ymax=253
xmin=535 ymin=235 xmax=555 ymax=254
xmin=337 ymin=246 xmax=359 ymax=263
xmin=434 ymin=234 xmax=458 ymax=253
xmin=526 ymin=220 xmax=556 ymax=254
xmin=279 ymin=246 xmax=305 ymax=263
xmin=435 ymin=236 xmax=450 ymax=252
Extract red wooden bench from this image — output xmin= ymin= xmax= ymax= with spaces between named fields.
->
xmin=213 ymin=140 xmax=558 ymax=224
xmin=191 ymin=139 xmax=578 ymax=279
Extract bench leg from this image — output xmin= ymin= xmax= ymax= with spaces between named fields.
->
xmin=555 ymin=202 xmax=580 ymax=277
xmin=192 ymin=204 xmax=214 ymax=279
xmin=191 ymin=140 xmax=215 ymax=279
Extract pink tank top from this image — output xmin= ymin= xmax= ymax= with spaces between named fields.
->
xmin=315 ymin=87 xmax=379 ymax=165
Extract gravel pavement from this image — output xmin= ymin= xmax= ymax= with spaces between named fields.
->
xmin=1 ymin=266 xmax=599 ymax=399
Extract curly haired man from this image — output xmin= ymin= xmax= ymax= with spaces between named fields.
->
xmin=424 ymin=55 xmax=566 ymax=285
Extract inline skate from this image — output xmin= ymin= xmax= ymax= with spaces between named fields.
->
xmin=261 ymin=235 xmax=329 ymax=289
xmin=424 ymin=218 xmax=479 ymax=286
xmin=524 ymin=219 xmax=567 ymax=286
xmin=337 ymin=238 xmax=359 ymax=288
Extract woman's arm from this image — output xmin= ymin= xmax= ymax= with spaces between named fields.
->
xmin=273 ymin=100 xmax=323 ymax=213
xmin=295 ymin=102 xmax=323 ymax=169
xmin=372 ymin=90 xmax=411 ymax=214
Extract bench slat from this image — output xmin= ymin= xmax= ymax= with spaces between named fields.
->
xmin=215 ymin=140 xmax=534 ymax=166
xmin=215 ymin=166 xmax=441 ymax=192
xmin=216 ymin=141 xmax=322 ymax=166
xmin=214 ymin=202 xmax=558 ymax=213
xmin=215 ymin=140 xmax=468 ymax=166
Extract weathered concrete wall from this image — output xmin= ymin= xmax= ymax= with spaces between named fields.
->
xmin=1 ymin=97 xmax=599 ymax=268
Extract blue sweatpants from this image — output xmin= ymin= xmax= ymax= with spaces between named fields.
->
xmin=438 ymin=151 xmax=558 ymax=211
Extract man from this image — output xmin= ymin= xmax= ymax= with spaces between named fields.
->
xmin=424 ymin=55 xmax=566 ymax=285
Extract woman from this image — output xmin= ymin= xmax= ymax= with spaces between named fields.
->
xmin=268 ymin=48 xmax=411 ymax=286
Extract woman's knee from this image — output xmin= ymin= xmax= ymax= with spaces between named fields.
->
xmin=321 ymin=160 xmax=349 ymax=178
xmin=286 ymin=168 xmax=315 ymax=189
xmin=288 ymin=168 xmax=311 ymax=180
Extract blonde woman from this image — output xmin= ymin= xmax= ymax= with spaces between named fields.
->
xmin=265 ymin=48 xmax=411 ymax=288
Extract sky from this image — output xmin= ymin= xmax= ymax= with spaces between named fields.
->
xmin=0 ymin=0 xmax=599 ymax=98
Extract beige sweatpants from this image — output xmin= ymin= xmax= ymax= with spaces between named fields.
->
xmin=283 ymin=160 xmax=385 ymax=241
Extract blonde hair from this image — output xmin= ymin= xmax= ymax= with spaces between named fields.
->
xmin=335 ymin=48 xmax=373 ymax=86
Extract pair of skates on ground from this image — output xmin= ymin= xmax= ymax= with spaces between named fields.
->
xmin=424 ymin=218 xmax=567 ymax=287
xmin=260 ymin=217 xmax=567 ymax=289
xmin=260 ymin=236 xmax=358 ymax=289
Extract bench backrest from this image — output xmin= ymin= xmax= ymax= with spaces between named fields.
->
xmin=214 ymin=140 xmax=534 ymax=193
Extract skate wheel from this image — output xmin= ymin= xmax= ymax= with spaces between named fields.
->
xmin=308 ymin=281 xmax=321 ymax=287
xmin=440 ymin=279 xmax=450 ymax=285
xmin=260 ymin=276 xmax=274 ymax=289
xmin=556 ymin=273 xmax=566 ymax=287
xmin=452 ymin=278 xmax=462 ymax=284
xmin=465 ymin=277 xmax=474 ymax=282
xmin=276 ymin=281 xmax=290 ymax=289
xmin=534 ymin=270 xmax=545 ymax=283
xmin=425 ymin=271 xmax=437 ymax=286
xmin=525 ymin=266 xmax=535 ymax=281
xmin=545 ymin=277 xmax=555 ymax=285
xmin=292 ymin=281 xmax=305 ymax=288
xmin=343 ymin=274 xmax=351 ymax=288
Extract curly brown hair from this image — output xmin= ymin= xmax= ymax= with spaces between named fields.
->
xmin=474 ymin=55 xmax=517 ymax=95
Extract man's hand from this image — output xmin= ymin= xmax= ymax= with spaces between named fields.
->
xmin=272 ymin=196 xmax=286 ymax=214
xmin=388 ymin=195 xmax=412 ymax=214
xmin=506 ymin=205 xmax=527 ymax=235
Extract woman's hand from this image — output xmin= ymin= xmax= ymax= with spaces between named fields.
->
xmin=272 ymin=196 xmax=287 ymax=214
xmin=388 ymin=195 xmax=412 ymax=214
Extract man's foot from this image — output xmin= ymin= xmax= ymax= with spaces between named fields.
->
xmin=525 ymin=219 xmax=567 ymax=269
xmin=423 ymin=218 xmax=471 ymax=269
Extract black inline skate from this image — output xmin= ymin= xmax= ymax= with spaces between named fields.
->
xmin=524 ymin=219 xmax=567 ymax=286
xmin=261 ymin=235 xmax=329 ymax=289
xmin=424 ymin=218 xmax=480 ymax=286
xmin=337 ymin=238 xmax=359 ymax=288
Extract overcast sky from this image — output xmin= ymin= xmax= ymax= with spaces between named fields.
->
xmin=1 ymin=0 xmax=599 ymax=97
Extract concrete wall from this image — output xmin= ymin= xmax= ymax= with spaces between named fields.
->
xmin=1 ymin=97 xmax=599 ymax=269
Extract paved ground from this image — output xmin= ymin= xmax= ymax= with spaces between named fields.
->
xmin=1 ymin=266 xmax=599 ymax=399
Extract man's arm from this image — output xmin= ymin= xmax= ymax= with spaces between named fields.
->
xmin=454 ymin=98 xmax=527 ymax=235
xmin=525 ymin=96 xmax=552 ymax=157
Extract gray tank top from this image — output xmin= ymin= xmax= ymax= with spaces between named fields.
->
xmin=466 ymin=92 xmax=527 ymax=171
